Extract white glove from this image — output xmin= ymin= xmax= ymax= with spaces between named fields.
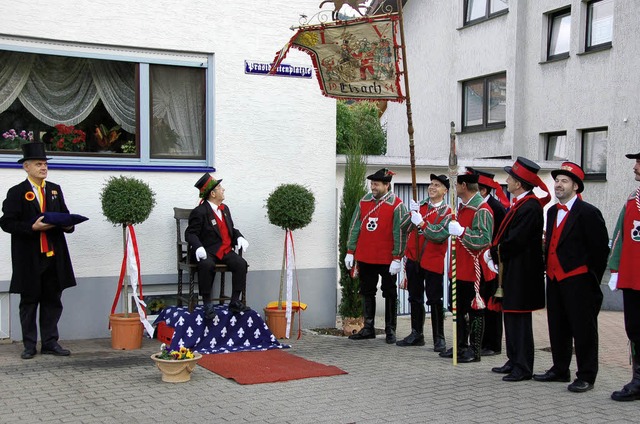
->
xmin=483 ymin=249 xmax=493 ymax=265
xmin=195 ymin=246 xmax=207 ymax=262
xmin=344 ymin=253 xmax=354 ymax=270
xmin=389 ymin=259 xmax=402 ymax=276
xmin=608 ymin=272 xmax=618 ymax=291
xmin=409 ymin=199 xmax=420 ymax=212
xmin=236 ymin=236 xmax=249 ymax=253
xmin=448 ymin=221 xmax=465 ymax=237
xmin=410 ymin=211 xmax=423 ymax=226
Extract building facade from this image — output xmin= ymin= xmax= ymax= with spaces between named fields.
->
xmin=0 ymin=0 xmax=338 ymax=340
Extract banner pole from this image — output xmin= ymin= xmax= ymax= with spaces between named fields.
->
xmin=448 ymin=121 xmax=458 ymax=365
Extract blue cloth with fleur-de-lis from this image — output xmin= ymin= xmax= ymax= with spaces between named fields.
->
xmin=153 ymin=305 xmax=289 ymax=354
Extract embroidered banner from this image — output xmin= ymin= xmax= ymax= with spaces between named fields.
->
xmin=270 ymin=15 xmax=403 ymax=102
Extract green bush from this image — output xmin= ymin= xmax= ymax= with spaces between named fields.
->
xmin=336 ymin=100 xmax=386 ymax=155
xmin=266 ymin=184 xmax=315 ymax=231
xmin=338 ymin=141 xmax=368 ymax=318
xmin=100 ymin=176 xmax=156 ymax=225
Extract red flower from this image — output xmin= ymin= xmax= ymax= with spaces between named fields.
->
xmin=57 ymin=139 xmax=65 ymax=149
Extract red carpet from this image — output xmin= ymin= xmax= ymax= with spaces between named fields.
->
xmin=198 ymin=349 xmax=348 ymax=384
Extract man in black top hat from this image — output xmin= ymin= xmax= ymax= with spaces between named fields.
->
xmin=185 ymin=173 xmax=250 ymax=317
xmin=532 ymin=161 xmax=609 ymax=393
xmin=0 ymin=143 xmax=76 ymax=359
xmin=467 ymin=167 xmax=507 ymax=357
xmin=489 ymin=156 xmax=549 ymax=381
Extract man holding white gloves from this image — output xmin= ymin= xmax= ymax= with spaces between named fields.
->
xmin=185 ymin=173 xmax=249 ymax=318
xmin=609 ymin=151 xmax=640 ymax=402
xmin=345 ymin=168 xmax=410 ymax=343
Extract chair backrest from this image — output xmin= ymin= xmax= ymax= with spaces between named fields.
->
xmin=174 ymin=207 xmax=194 ymax=270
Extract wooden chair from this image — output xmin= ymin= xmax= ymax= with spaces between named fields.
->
xmin=174 ymin=207 xmax=246 ymax=312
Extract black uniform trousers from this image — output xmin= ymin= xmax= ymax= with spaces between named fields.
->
xmin=450 ymin=279 xmax=483 ymax=349
xmin=623 ymin=288 xmax=640 ymax=346
xmin=358 ymin=262 xmax=396 ymax=298
xmin=504 ymin=312 xmax=534 ymax=378
xmin=406 ymin=260 xmax=444 ymax=306
xmin=19 ymin=255 xmax=63 ymax=350
xmin=546 ymin=275 xmax=602 ymax=384
xmin=481 ymin=277 xmax=503 ymax=352
xmin=197 ymin=250 xmax=247 ymax=301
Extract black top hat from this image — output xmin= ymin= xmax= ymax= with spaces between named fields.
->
xmin=429 ymin=174 xmax=450 ymax=190
xmin=626 ymin=152 xmax=640 ymax=159
xmin=504 ymin=156 xmax=541 ymax=187
xmin=18 ymin=142 xmax=49 ymax=164
xmin=551 ymin=161 xmax=585 ymax=193
xmin=194 ymin=172 xmax=222 ymax=199
xmin=467 ymin=167 xmax=495 ymax=189
xmin=367 ymin=168 xmax=394 ymax=183
xmin=457 ymin=173 xmax=479 ymax=185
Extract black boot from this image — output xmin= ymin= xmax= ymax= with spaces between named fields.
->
xmin=384 ymin=297 xmax=397 ymax=344
xmin=612 ymin=342 xmax=640 ymax=401
xmin=397 ymin=303 xmax=425 ymax=346
xmin=431 ymin=303 xmax=446 ymax=353
xmin=459 ymin=314 xmax=483 ymax=363
xmin=349 ymin=296 xmax=376 ymax=340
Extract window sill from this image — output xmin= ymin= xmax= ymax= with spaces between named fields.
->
xmin=578 ymin=44 xmax=612 ymax=56
xmin=460 ymin=124 xmax=506 ymax=134
xmin=539 ymin=54 xmax=569 ymax=65
xmin=458 ymin=9 xmax=509 ymax=30
xmin=583 ymin=174 xmax=607 ymax=182
xmin=0 ymin=161 xmax=214 ymax=173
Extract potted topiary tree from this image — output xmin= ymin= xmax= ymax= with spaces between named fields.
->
xmin=101 ymin=176 xmax=156 ymax=349
xmin=264 ymin=183 xmax=315 ymax=338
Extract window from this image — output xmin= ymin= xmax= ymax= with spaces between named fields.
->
xmin=547 ymin=8 xmax=572 ymax=60
xmin=464 ymin=0 xmax=509 ymax=25
xmin=545 ymin=131 xmax=569 ymax=161
xmin=0 ymin=48 xmax=211 ymax=169
xmin=462 ymin=73 xmax=506 ymax=131
xmin=581 ymin=127 xmax=607 ymax=179
xmin=586 ymin=0 xmax=613 ymax=51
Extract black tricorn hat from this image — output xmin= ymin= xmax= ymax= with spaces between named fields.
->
xmin=626 ymin=152 xmax=640 ymax=159
xmin=367 ymin=168 xmax=395 ymax=183
xmin=457 ymin=173 xmax=479 ymax=185
xmin=18 ymin=142 xmax=49 ymax=164
xmin=430 ymin=174 xmax=450 ymax=190
xmin=194 ymin=173 xmax=222 ymax=199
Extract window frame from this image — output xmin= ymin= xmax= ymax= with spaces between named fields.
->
xmin=463 ymin=0 xmax=509 ymax=26
xmin=461 ymin=72 xmax=507 ymax=133
xmin=0 ymin=41 xmax=215 ymax=172
xmin=547 ymin=7 xmax=572 ymax=61
xmin=544 ymin=131 xmax=569 ymax=161
xmin=585 ymin=0 xmax=613 ymax=52
xmin=580 ymin=126 xmax=608 ymax=181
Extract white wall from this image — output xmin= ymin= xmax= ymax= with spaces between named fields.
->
xmin=0 ymin=0 xmax=339 ymax=338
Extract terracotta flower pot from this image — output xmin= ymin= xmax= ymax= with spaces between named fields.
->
xmin=109 ymin=313 xmax=143 ymax=350
xmin=342 ymin=316 xmax=364 ymax=336
xmin=263 ymin=308 xmax=297 ymax=339
xmin=151 ymin=352 xmax=202 ymax=383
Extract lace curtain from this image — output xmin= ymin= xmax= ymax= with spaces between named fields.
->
xmin=150 ymin=65 xmax=204 ymax=157
xmin=0 ymin=52 xmax=136 ymax=133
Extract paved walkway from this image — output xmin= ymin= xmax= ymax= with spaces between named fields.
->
xmin=0 ymin=310 xmax=637 ymax=423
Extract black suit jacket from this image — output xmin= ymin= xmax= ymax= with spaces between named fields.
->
xmin=545 ymin=198 xmax=609 ymax=284
xmin=486 ymin=195 xmax=506 ymax=241
xmin=185 ymin=202 xmax=243 ymax=258
xmin=490 ymin=193 xmax=545 ymax=311
xmin=0 ymin=179 xmax=76 ymax=296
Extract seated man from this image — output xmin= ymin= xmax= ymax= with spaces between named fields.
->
xmin=185 ymin=173 xmax=250 ymax=317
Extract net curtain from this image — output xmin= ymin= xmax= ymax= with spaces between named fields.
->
xmin=0 ymin=51 xmax=136 ymax=133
